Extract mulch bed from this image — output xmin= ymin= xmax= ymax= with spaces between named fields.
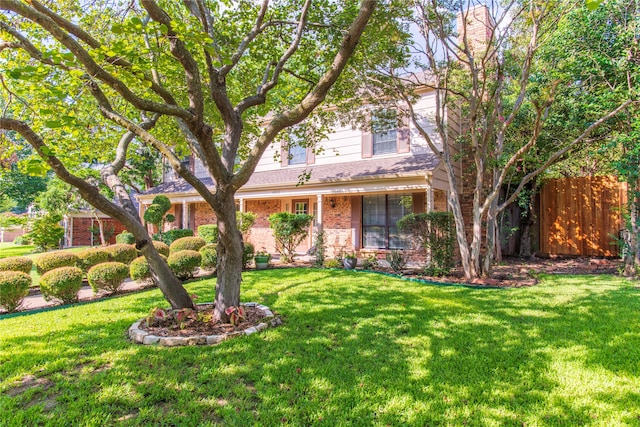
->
xmin=139 ymin=304 xmax=268 ymax=338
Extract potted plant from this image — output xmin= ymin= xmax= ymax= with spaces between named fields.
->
xmin=254 ymin=251 xmax=271 ymax=270
xmin=342 ymin=252 xmax=357 ymax=269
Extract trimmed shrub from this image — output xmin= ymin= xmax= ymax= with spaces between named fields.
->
xmin=268 ymin=212 xmax=314 ymax=262
xmin=197 ymin=224 xmax=219 ymax=244
xmin=34 ymin=251 xmax=80 ymax=275
xmin=87 ymin=262 xmax=129 ymax=294
xmin=0 ymin=271 xmax=31 ymax=312
xmin=154 ymin=228 xmax=193 ymax=245
xmin=115 ymin=231 xmax=135 ymax=244
xmin=152 ymin=241 xmax=170 ymax=257
xmin=199 ymin=245 xmax=217 ymax=271
xmin=76 ymin=248 xmax=110 ymax=273
xmin=0 ymin=256 xmax=33 ymax=274
xmin=104 ymin=244 xmax=138 ymax=265
xmin=170 ymin=236 xmax=206 ymax=253
xmin=243 ymin=242 xmax=255 ymax=269
xmin=129 ymin=256 xmax=152 ymax=282
xmin=167 ymin=250 xmax=201 ymax=280
xmin=39 ymin=266 xmax=83 ymax=304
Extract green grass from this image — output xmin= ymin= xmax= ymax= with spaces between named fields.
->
xmin=1 ymin=269 xmax=639 ymax=426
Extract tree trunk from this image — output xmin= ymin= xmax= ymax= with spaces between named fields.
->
xmin=214 ymin=192 xmax=243 ymax=323
xmin=139 ymin=239 xmax=195 ymax=309
xmin=624 ymin=179 xmax=639 ymax=276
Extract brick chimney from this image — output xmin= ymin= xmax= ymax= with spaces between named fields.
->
xmin=456 ymin=4 xmax=494 ymax=56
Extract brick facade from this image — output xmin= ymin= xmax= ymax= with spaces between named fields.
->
xmin=323 ymin=196 xmax=353 ymax=257
xmin=245 ymin=199 xmax=282 ymax=252
xmin=193 ymin=202 xmax=216 ymax=232
xmin=71 ymin=217 xmax=127 ymax=246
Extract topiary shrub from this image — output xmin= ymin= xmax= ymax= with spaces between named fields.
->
xmin=154 ymin=228 xmax=193 ymax=245
xmin=152 ymin=241 xmax=170 ymax=257
xmin=0 ymin=271 xmax=31 ymax=312
xmin=197 ymin=224 xmax=219 ymax=244
xmin=34 ymin=251 xmax=80 ymax=275
xmin=0 ymin=256 xmax=33 ymax=274
xmin=87 ymin=262 xmax=129 ymax=294
xmin=199 ymin=245 xmax=217 ymax=271
xmin=115 ymin=230 xmax=135 ymax=244
xmin=268 ymin=212 xmax=314 ymax=262
xmin=167 ymin=250 xmax=202 ymax=280
xmin=104 ymin=244 xmax=138 ymax=265
xmin=169 ymin=236 xmax=206 ymax=253
xmin=39 ymin=266 xmax=83 ymax=304
xmin=243 ymin=242 xmax=255 ymax=269
xmin=75 ymin=247 xmax=110 ymax=273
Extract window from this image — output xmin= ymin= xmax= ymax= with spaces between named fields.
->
xmin=288 ymin=129 xmax=307 ymax=165
xmin=372 ymin=110 xmax=398 ymax=155
xmin=293 ymin=200 xmax=308 ymax=214
xmin=362 ymin=194 xmax=412 ymax=249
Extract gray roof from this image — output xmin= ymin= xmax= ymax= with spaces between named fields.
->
xmin=141 ymin=153 xmax=440 ymax=196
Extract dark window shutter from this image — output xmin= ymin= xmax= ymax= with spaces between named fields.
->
xmin=351 ymin=196 xmax=362 ymax=250
xmin=412 ymin=192 xmax=426 ymax=213
xmin=397 ymin=113 xmax=410 ymax=153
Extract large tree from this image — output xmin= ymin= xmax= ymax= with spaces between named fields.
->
xmin=0 ymin=0 xmax=390 ymax=320
xmin=371 ymin=0 xmax=636 ymax=279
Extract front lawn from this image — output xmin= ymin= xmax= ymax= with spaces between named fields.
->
xmin=0 ymin=243 xmax=36 ymax=259
xmin=1 ymin=270 xmax=639 ymax=426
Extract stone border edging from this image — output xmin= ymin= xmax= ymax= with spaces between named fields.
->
xmin=128 ymin=302 xmax=281 ymax=346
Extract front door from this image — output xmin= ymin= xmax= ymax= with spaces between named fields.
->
xmin=292 ymin=199 xmax=310 ymax=253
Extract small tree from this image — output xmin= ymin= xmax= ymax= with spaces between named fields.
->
xmin=143 ymin=195 xmax=175 ymax=239
xmin=24 ymin=214 xmax=64 ymax=252
xmin=398 ymin=212 xmax=455 ymax=276
xmin=268 ymin=213 xmax=313 ymax=263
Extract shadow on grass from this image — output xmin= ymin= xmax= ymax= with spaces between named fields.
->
xmin=1 ymin=269 xmax=639 ymax=426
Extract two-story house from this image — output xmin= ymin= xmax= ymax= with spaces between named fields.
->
xmin=137 ymin=88 xmax=456 ymax=259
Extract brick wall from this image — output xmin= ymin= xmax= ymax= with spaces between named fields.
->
xmin=193 ymin=202 xmax=217 ymax=232
xmin=71 ymin=217 xmax=126 ymax=246
xmin=245 ymin=199 xmax=282 ymax=252
xmin=323 ymin=196 xmax=353 ymax=257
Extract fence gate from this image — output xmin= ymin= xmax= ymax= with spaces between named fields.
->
xmin=539 ymin=176 xmax=627 ymax=257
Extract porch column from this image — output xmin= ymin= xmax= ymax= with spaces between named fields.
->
xmin=182 ymin=201 xmax=189 ymax=229
xmin=316 ymin=194 xmax=323 ymax=231
xmin=69 ymin=216 xmax=74 ymax=247
xmin=426 ymin=187 xmax=434 ymax=213
xmin=239 ymin=198 xmax=245 ymax=213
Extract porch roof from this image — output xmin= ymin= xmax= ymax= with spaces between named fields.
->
xmin=140 ymin=153 xmax=440 ymax=197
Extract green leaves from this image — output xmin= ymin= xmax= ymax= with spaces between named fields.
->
xmin=586 ymin=0 xmax=604 ymax=11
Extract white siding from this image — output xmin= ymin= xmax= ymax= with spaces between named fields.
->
xmin=411 ymin=91 xmax=442 ymax=154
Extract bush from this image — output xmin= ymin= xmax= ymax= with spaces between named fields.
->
xmin=197 ymin=224 xmax=219 ymax=244
xmin=0 ymin=256 xmax=33 ymax=274
xmin=324 ymin=258 xmax=342 ymax=269
xmin=115 ymin=231 xmax=135 ymax=244
xmin=13 ymin=236 xmax=30 ymax=245
xmin=237 ymin=211 xmax=257 ymax=234
xmin=76 ymin=248 xmax=110 ymax=273
xmin=130 ymin=256 xmax=152 ymax=282
xmin=243 ymin=242 xmax=255 ymax=269
xmin=34 ymin=251 xmax=80 ymax=275
xmin=386 ymin=250 xmax=407 ymax=273
xmin=0 ymin=271 xmax=31 ymax=312
xmin=397 ymin=212 xmax=455 ymax=276
xmin=268 ymin=212 xmax=314 ymax=262
xmin=170 ymin=236 xmax=206 ymax=253
xmin=154 ymin=228 xmax=193 ymax=245
xmin=312 ymin=230 xmax=326 ymax=267
xmin=87 ymin=262 xmax=129 ymax=294
xmin=199 ymin=245 xmax=217 ymax=271
xmin=104 ymin=244 xmax=138 ymax=264
xmin=152 ymin=240 xmax=170 ymax=257
xmin=167 ymin=250 xmax=202 ymax=280
xmin=39 ymin=266 xmax=83 ymax=304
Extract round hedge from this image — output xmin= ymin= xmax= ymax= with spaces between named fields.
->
xmin=39 ymin=266 xmax=83 ymax=304
xmin=0 ymin=271 xmax=31 ymax=312
xmin=152 ymin=241 xmax=170 ymax=257
xmin=167 ymin=250 xmax=201 ymax=280
xmin=34 ymin=251 xmax=80 ymax=275
xmin=87 ymin=262 xmax=129 ymax=294
xmin=199 ymin=244 xmax=217 ymax=271
xmin=76 ymin=248 xmax=110 ymax=273
xmin=0 ymin=256 xmax=33 ymax=274
xmin=104 ymin=244 xmax=138 ymax=264
xmin=169 ymin=236 xmax=206 ymax=253
xmin=115 ymin=231 xmax=135 ymax=244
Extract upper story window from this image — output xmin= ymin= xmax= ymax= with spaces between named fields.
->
xmin=372 ymin=110 xmax=398 ymax=155
xmin=362 ymin=109 xmax=410 ymax=158
xmin=282 ymin=127 xmax=315 ymax=167
xmin=288 ymin=136 xmax=307 ymax=165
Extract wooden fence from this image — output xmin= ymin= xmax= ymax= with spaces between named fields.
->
xmin=539 ymin=176 xmax=627 ymax=257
